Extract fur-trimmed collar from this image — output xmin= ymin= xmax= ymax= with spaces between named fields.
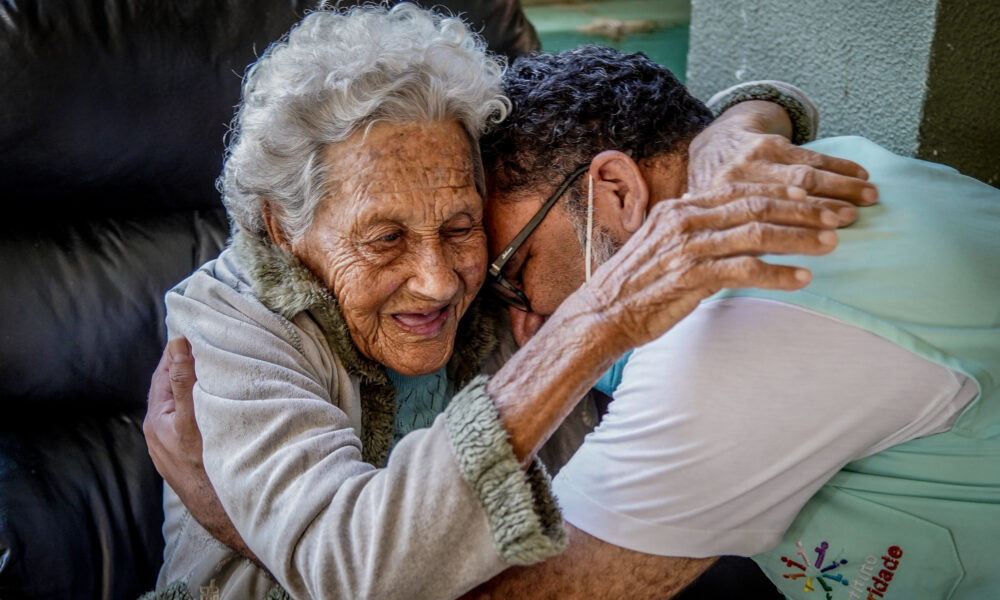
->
xmin=229 ymin=229 xmax=500 ymax=466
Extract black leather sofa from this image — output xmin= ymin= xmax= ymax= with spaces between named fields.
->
xmin=0 ymin=2 xmax=536 ymax=598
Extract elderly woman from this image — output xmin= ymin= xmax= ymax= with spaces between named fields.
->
xmin=147 ymin=4 xmax=863 ymax=599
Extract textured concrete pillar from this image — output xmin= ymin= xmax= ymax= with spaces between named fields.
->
xmin=687 ymin=0 xmax=1000 ymax=186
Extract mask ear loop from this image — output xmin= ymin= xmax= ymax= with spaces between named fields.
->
xmin=585 ymin=173 xmax=594 ymax=282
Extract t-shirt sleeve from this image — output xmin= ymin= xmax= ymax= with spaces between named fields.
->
xmin=551 ymin=297 xmax=975 ymax=558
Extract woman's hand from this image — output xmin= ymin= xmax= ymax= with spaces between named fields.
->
xmin=144 ymin=338 xmax=259 ymax=563
xmin=581 ymin=182 xmax=840 ymax=353
xmin=689 ymin=101 xmax=878 ymax=218
xmin=491 ymin=183 xmax=842 ymax=464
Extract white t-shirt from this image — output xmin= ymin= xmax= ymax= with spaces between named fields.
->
xmin=551 ymin=296 xmax=978 ymax=558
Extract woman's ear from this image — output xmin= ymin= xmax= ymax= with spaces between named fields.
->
xmin=261 ymin=200 xmax=292 ymax=251
xmin=589 ymin=150 xmax=649 ymax=235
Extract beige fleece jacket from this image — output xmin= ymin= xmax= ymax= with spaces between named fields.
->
xmin=154 ymin=232 xmax=566 ymax=600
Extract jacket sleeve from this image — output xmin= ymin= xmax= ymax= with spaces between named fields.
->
xmin=164 ymin=265 xmax=564 ymax=600
xmin=705 ymin=80 xmax=819 ymax=145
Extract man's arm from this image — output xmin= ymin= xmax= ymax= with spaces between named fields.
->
xmin=147 ymin=344 xmax=714 ymax=600
xmin=462 ymin=524 xmax=715 ymax=600
xmin=143 ymin=339 xmax=261 ymax=565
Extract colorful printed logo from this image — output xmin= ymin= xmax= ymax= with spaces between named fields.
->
xmin=781 ymin=539 xmax=850 ymax=599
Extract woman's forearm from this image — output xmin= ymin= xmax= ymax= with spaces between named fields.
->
xmin=490 ymin=290 xmax=625 ymax=465
xmin=489 ymin=180 xmax=846 ymax=466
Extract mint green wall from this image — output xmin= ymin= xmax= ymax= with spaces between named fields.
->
xmin=524 ymin=0 xmax=691 ymax=81
xmin=686 ymin=0 xmax=1000 ymax=186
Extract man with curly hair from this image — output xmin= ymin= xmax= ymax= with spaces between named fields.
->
xmin=466 ymin=46 xmax=999 ymax=600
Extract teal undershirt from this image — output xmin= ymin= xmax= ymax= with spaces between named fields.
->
xmin=594 ymin=351 xmax=634 ymax=397
xmin=387 ymin=367 xmax=455 ymax=447
xmin=388 ymin=351 xmax=633 ymax=448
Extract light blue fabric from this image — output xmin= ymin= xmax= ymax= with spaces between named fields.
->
xmin=594 ymin=351 xmax=634 ymax=397
xmin=723 ymin=137 xmax=1000 ymax=600
xmin=386 ymin=349 xmax=633 ymax=445
xmin=387 ymin=368 xmax=454 ymax=446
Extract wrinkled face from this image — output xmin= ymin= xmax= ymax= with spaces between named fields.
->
xmin=291 ymin=120 xmax=487 ymax=375
xmin=485 ymin=185 xmax=588 ymax=347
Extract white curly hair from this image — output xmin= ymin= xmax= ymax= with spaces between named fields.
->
xmin=219 ymin=2 xmax=510 ymax=243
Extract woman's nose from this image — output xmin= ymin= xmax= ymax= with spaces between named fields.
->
xmin=509 ymin=306 xmax=546 ymax=347
xmin=408 ymin=243 xmax=460 ymax=301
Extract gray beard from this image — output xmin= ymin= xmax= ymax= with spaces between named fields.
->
xmin=563 ymin=185 xmax=624 ymax=271
xmin=570 ymin=213 xmax=622 ymax=271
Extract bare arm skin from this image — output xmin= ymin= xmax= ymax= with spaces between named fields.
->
xmin=462 ymin=523 xmax=715 ymax=599
xmin=491 ymin=101 xmax=874 ymax=464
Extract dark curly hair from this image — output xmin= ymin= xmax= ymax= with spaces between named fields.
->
xmin=481 ymin=45 xmax=713 ymax=195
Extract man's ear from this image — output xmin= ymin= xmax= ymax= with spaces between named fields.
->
xmin=589 ymin=150 xmax=649 ymax=235
xmin=261 ymin=199 xmax=292 ymax=251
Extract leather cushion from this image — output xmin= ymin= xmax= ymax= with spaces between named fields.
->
xmin=0 ymin=209 xmax=228 ymax=415
xmin=0 ymin=411 xmax=163 ymax=600
xmin=0 ymin=0 xmax=538 ymax=218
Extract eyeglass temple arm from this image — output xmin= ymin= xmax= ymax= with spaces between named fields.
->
xmin=488 ymin=164 xmax=590 ymax=277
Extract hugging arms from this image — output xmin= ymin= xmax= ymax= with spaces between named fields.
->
xmin=142 ymin=6 xmax=883 ymax=600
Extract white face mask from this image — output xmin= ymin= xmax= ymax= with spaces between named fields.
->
xmin=585 ymin=173 xmax=594 ymax=282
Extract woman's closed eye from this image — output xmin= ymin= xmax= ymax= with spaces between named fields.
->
xmin=362 ymin=228 xmax=407 ymax=257
xmin=441 ymin=214 xmax=483 ymax=243
xmin=365 ymin=224 xmax=404 ymax=244
xmin=443 ymin=226 xmax=472 ymax=238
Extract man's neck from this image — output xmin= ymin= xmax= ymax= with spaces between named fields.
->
xmin=638 ymin=152 xmax=688 ymax=210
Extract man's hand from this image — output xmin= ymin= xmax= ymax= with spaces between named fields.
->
xmin=144 ymin=338 xmax=259 ymax=563
xmin=462 ymin=523 xmax=715 ymax=599
xmin=689 ymin=100 xmax=878 ymax=220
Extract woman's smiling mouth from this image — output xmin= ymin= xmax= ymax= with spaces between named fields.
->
xmin=392 ymin=306 xmax=450 ymax=336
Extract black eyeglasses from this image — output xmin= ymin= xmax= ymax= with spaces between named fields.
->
xmin=488 ymin=164 xmax=590 ymax=312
